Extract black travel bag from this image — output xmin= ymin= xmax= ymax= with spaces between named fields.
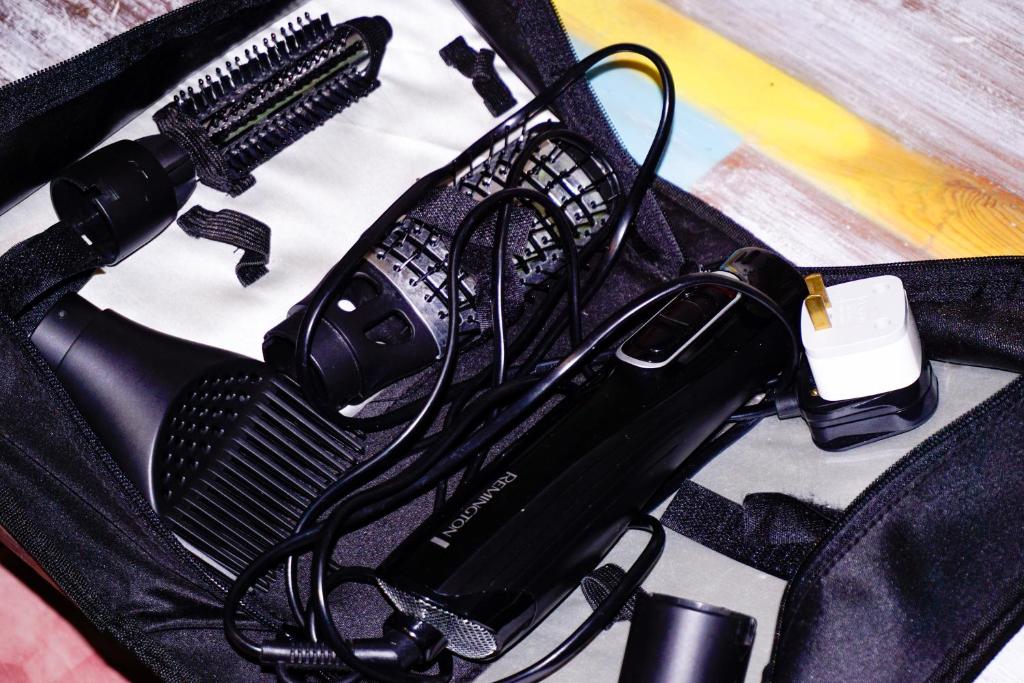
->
xmin=1 ymin=1 xmax=1022 ymax=681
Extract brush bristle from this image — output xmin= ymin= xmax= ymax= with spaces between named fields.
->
xmin=172 ymin=13 xmax=386 ymax=177
xmin=457 ymin=122 xmax=622 ymax=292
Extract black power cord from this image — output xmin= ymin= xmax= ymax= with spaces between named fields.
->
xmin=275 ymin=42 xmax=675 ymax=637
xmin=226 ymin=272 xmax=800 ymax=682
xmin=224 ymin=43 xmax=799 ymax=683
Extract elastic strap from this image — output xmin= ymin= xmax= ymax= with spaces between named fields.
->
xmin=154 ymin=104 xmax=255 ymax=197
xmin=578 ymin=483 xmax=840 ymax=627
xmin=0 ymin=221 xmax=103 ymax=330
xmin=581 ymin=563 xmax=649 ymax=628
xmin=440 ymin=36 xmax=518 ymax=116
xmin=660 ymin=481 xmax=840 ymax=580
xmin=177 ymin=206 xmax=271 ymax=286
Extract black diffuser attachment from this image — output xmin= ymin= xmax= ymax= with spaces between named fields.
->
xmin=264 ymin=122 xmax=622 ymax=408
xmin=49 ymin=134 xmax=197 ymax=265
xmin=618 ymin=593 xmax=756 ymax=683
xmin=159 ymin=13 xmax=392 ymax=194
xmin=32 ymin=294 xmax=363 ymax=582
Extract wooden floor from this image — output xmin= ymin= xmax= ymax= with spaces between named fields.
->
xmin=0 ymin=0 xmax=1022 ymax=680
xmin=0 ymin=0 xmax=188 ymax=85
xmin=558 ymin=0 xmax=1024 ymax=263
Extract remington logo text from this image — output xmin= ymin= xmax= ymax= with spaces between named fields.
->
xmin=430 ymin=471 xmax=517 ymax=548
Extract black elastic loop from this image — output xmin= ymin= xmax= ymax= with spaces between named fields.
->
xmin=178 ymin=206 xmax=271 ymax=286
xmin=0 ymin=221 xmax=103 ymax=329
xmin=581 ymin=563 xmax=650 ymax=628
xmin=154 ymin=105 xmax=255 ymax=196
xmin=493 ymin=516 xmax=665 ymax=683
xmin=440 ymin=36 xmax=518 ymax=116
xmin=660 ymin=481 xmax=840 ymax=580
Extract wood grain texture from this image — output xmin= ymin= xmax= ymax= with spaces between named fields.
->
xmin=0 ymin=0 xmax=190 ymax=85
xmin=558 ymin=0 xmax=1024 ymax=258
xmin=690 ymin=146 xmax=930 ymax=265
xmin=669 ymin=0 xmax=1024 ymax=202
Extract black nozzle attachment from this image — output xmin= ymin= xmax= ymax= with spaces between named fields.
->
xmin=49 ymin=134 xmax=196 ymax=265
xmin=31 ymin=294 xmax=240 ymax=506
xmin=618 ymin=593 xmax=756 ymax=683
xmin=31 ymin=293 xmax=364 ymax=582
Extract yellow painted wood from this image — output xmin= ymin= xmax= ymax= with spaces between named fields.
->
xmin=556 ymin=0 xmax=1024 ymax=257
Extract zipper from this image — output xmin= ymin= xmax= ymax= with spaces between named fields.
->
xmin=0 ymin=465 xmax=197 ymax=682
xmin=0 ymin=0 xmax=222 ymax=97
xmin=767 ymin=373 xmax=1024 ymax=678
xmin=546 ymin=1 xmax=764 ymax=258
xmin=812 ymin=254 xmax=1024 ymax=276
xmin=0 ymin=0 xmax=296 ymax=610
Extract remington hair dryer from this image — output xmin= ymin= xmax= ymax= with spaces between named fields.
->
xmin=374 ymin=248 xmax=805 ymax=661
xmin=32 ymin=294 xmax=363 ymax=582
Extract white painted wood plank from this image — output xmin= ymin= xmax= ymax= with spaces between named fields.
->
xmin=0 ymin=0 xmax=187 ymax=85
xmin=670 ymin=0 xmax=1024 ymax=200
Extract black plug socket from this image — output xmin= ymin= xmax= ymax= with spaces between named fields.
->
xmin=792 ymin=358 xmax=939 ymax=451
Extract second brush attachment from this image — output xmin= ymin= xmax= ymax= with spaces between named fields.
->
xmin=155 ymin=13 xmax=392 ymax=196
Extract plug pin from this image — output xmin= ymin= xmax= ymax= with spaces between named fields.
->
xmin=804 ymin=273 xmax=831 ymax=308
xmin=805 ymin=294 xmax=832 ymax=330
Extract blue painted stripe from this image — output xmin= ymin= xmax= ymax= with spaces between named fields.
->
xmin=571 ymin=37 xmax=741 ymax=189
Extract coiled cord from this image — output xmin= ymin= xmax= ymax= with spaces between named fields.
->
xmin=221 ymin=43 xmax=803 ymax=683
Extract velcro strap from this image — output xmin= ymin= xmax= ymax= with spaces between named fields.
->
xmin=440 ymin=36 xmax=517 ymax=116
xmin=660 ymin=480 xmax=840 ymax=580
xmin=0 ymin=222 xmax=103 ymax=330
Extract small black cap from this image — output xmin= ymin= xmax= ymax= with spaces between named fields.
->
xmin=618 ymin=593 xmax=756 ymax=683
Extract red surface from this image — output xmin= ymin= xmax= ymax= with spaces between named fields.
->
xmin=0 ymin=548 xmax=147 ymax=682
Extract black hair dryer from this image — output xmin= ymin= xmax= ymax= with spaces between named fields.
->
xmin=375 ymin=248 xmax=805 ymax=662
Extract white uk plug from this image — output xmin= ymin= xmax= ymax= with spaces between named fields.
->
xmin=799 ymin=274 xmax=922 ymax=402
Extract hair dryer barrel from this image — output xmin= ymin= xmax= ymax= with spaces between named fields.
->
xmin=376 ymin=248 xmax=805 ymax=660
xmin=32 ymin=294 xmax=242 ymax=507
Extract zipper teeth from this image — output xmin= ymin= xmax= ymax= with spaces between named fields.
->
xmin=547 ymin=3 xmax=763 ymax=257
xmin=0 ymin=489 xmax=195 ymax=681
xmin=768 ymin=374 xmax=1024 ymax=675
xmin=549 ymin=2 xmax=634 ymax=174
xmin=0 ymin=0 xmax=218 ymax=95
xmin=815 ymin=255 xmax=1024 ymax=275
